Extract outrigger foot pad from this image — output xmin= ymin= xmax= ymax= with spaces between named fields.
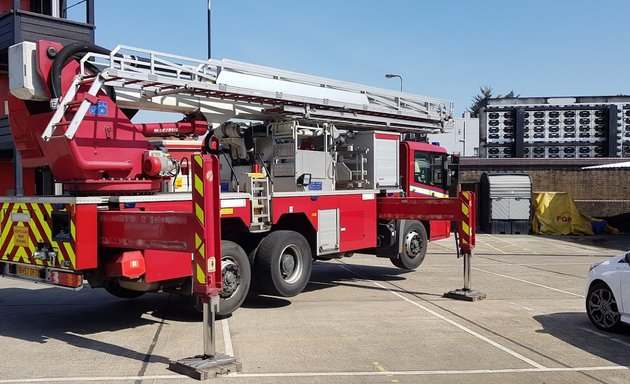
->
xmin=169 ymin=353 xmax=242 ymax=380
xmin=443 ymin=289 xmax=486 ymax=302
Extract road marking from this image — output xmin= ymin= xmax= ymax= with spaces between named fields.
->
xmin=373 ymin=362 xmax=399 ymax=383
xmin=222 ymin=318 xmax=234 ymax=356
xmin=339 ymin=264 xmax=546 ymax=369
xmin=477 ymin=239 xmax=508 ymax=254
xmin=2 ymin=366 xmax=627 ymax=382
xmin=473 ymin=267 xmax=585 ymax=298
xmin=484 ymin=235 xmax=539 ymax=254
xmin=579 ymin=327 xmax=630 ymax=348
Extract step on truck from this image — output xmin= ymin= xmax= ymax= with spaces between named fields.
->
xmin=0 ymin=40 xmax=477 ymax=317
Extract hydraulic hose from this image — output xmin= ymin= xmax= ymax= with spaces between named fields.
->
xmin=50 ymin=42 xmax=111 ymax=98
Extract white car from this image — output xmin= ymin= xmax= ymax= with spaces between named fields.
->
xmin=586 ymin=252 xmax=630 ymax=331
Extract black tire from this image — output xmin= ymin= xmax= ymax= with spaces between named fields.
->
xmin=254 ymin=230 xmax=312 ymax=297
xmin=105 ymin=280 xmax=146 ymax=299
xmin=390 ymin=221 xmax=428 ymax=270
xmin=586 ymin=282 xmax=623 ymax=332
xmin=218 ymin=240 xmax=251 ymax=317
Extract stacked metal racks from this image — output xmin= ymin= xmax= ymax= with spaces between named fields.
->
xmin=479 ymin=96 xmax=630 ymax=158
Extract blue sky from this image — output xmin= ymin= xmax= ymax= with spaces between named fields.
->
xmin=91 ymin=0 xmax=630 ymax=116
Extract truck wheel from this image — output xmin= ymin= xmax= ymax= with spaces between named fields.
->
xmin=218 ymin=240 xmax=251 ymax=317
xmin=105 ymin=280 xmax=146 ymax=299
xmin=254 ymin=230 xmax=312 ymax=297
xmin=390 ymin=221 xmax=427 ymax=270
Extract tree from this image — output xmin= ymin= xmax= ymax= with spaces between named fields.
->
xmin=468 ymin=86 xmax=519 ymax=117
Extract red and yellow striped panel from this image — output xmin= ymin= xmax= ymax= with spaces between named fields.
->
xmin=0 ymin=202 xmax=76 ymax=269
xmin=192 ymin=155 xmax=209 ymax=294
xmin=191 ymin=154 xmax=222 ymax=298
xmin=457 ymin=191 xmax=476 ymax=252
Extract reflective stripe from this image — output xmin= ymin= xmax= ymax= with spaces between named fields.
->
xmin=462 ymin=221 xmax=470 ymax=235
xmin=196 ymin=263 xmax=206 ymax=284
xmin=194 ymin=155 xmax=203 ymax=168
xmin=409 ymin=185 xmax=448 ymax=198
xmin=194 ymin=173 xmax=203 ymax=196
xmin=195 ymin=233 xmax=203 ymax=250
xmin=195 ymin=202 xmax=205 ymax=224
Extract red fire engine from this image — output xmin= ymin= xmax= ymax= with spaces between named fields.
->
xmin=0 ymin=40 xmax=477 ymax=322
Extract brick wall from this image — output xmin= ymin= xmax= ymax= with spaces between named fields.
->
xmin=460 ymin=168 xmax=630 ymax=218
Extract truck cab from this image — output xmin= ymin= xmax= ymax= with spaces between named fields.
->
xmin=400 ymin=141 xmax=455 ymax=241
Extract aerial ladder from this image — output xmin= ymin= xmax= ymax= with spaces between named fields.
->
xmin=5 ymin=40 xmax=483 ymax=379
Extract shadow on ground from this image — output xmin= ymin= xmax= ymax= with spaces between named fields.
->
xmin=301 ymin=261 xmax=442 ymax=297
xmin=534 ymin=311 xmax=630 ymax=366
xmin=0 ymin=286 xmax=184 ymax=365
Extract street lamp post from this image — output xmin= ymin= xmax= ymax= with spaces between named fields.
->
xmin=385 ymin=73 xmax=403 ymax=92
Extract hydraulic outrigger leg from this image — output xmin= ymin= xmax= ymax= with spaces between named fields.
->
xmin=377 ymin=191 xmax=486 ymax=302
xmin=169 ymin=154 xmax=241 ymax=380
xmin=443 ymin=192 xmax=486 ymax=301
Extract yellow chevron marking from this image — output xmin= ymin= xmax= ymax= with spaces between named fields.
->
xmin=43 ymin=203 xmax=53 ymax=217
xmin=462 ymin=203 xmax=469 ymax=216
xmin=24 ymin=214 xmax=45 ymax=266
xmin=196 ymin=263 xmax=206 ymax=284
xmin=14 ymin=246 xmax=29 ymax=263
xmin=195 ymin=202 xmax=205 ymax=224
xmin=194 ymin=155 xmax=203 ymax=168
xmin=199 ymin=243 xmax=205 ymax=259
xmin=194 ymin=173 xmax=203 ymax=196
xmin=462 ymin=221 xmax=470 ymax=236
xmin=31 ymin=204 xmax=66 ymax=264
xmin=26 ymin=212 xmax=43 ymax=245
xmin=195 ymin=233 xmax=202 ymax=250
xmin=0 ymin=211 xmax=14 ymax=254
xmin=63 ymin=242 xmax=76 ymax=267
xmin=70 ymin=219 xmax=76 ymax=241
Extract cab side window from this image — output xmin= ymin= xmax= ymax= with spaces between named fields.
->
xmin=414 ymin=152 xmax=431 ymax=184
xmin=414 ymin=151 xmax=447 ymax=188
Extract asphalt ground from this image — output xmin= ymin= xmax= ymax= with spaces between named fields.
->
xmin=1 ymin=234 xmax=630 ymax=384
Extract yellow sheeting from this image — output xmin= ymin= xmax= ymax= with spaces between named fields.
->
xmin=531 ymin=192 xmax=594 ymax=235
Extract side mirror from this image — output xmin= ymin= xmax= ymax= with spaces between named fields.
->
xmin=625 ymin=252 xmax=630 ymax=264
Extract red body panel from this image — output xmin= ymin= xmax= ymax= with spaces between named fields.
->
xmin=74 ymin=204 xmax=98 ymax=269
xmin=98 ymin=211 xmax=195 ymax=251
xmin=144 ymin=249 xmax=192 ymax=283
xmin=272 ymin=194 xmax=377 ymax=252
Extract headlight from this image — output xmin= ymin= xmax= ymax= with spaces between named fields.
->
xmin=589 ymin=262 xmax=602 ymax=272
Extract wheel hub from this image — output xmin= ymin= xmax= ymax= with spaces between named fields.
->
xmin=404 ymin=231 xmax=422 ymax=258
xmin=281 ymin=253 xmax=296 ymax=276
xmin=221 ymin=259 xmax=240 ymax=297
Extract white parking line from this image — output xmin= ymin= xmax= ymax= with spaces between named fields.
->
xmin=483 ymin=235 xmax=539 ymax=254
xmin=339 ymin=264 xmax=546 ymax=369
xmin=222 ymin=318 xmax=234 ymax=356
xmin=478 ymin=239 xmax=508 ymax=254
xmin=1 ymin=366 xmax=627 ymax=382
xmin=233 ymin=366 xmax=629 ymax=378
xmin=473 ymin=267 xmax=585 ymax=298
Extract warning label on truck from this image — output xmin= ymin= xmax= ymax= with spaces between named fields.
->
xmin=14 ymin=226 xmax=29 ymax=247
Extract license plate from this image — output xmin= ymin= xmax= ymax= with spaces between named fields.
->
xmin=16 ymin=264 xmax=41 ymax=279
xmin=14 ymin=226 xmax=29 ymax=247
